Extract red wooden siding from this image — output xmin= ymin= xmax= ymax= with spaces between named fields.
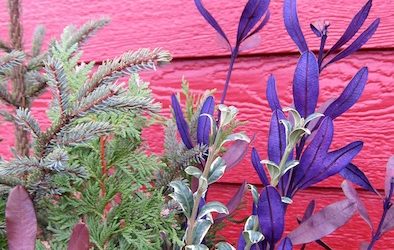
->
xmin=1 ymin=0 xmax=394 ymax=248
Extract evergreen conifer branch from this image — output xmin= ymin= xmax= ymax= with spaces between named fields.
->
xmin=0 ymin=50 xmax=25 ymax=76
xmin=79 ymin=48 xmax=171 ymax=99
xmin=31 ymin=25 xmax=45 ymax=57
xmin=15 ymin=108 xmax=41 ymax=137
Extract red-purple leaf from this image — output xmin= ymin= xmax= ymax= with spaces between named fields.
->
xmin=266 ymin=74 xmax=282 ymax=112
xmin=284 ymin=0 xmax=308 ymax=53
xmin=237 ymin=0 xmax=270 ymax=44
xmin=293 ymin=51 xmax=319 ymax=118
xmin=6 ymin=185 xmax=37 ymax=250
xmin=288 ymin=199 xmax=356 ymax=245
xmin=339 ymin=163 xmax=378 ymax=194
xmin=328 ymin=0 xmax=372 ymax=53
xmin=68 ymin=222 xmax=90 ymax=250
xmin=257 ymin=186 xmax=284 ymax=246
xmin=194 ymin=0 xmax=231 ymax=48
xmin=222 ymin=139 xmax=249 ymax=171
xmin=382 ymin=205 xmax=394 ymax=234
xmin=341 ymin=181 xmax=373 ymax=230
xmin=277 ymin=237 xmax=293 ymax=250
xmin=197 ymin=96 xmax=215 ymax=146
xmin=325 ymin=18 xmax=380 ymax=67
xmin=215 ymin=181 xmax=247 ymax=223
xmin=251 ymin=147 xmax=270 ymax=186
xmin=301 ymin=200 xmax=316 ymax=222
xmin=324 ymin=67 xmax=368 ymax=120
xmin=385 ymin=156 xmax=394 ymax=198
xmin=171 ymin=94 xmax=193 ymax=149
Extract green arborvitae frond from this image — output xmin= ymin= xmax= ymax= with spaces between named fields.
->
xmin=31 ymin=25 xmax=46 ymax=57
xmin=0 ymin=50 xmax=25 ymax=75
xmin=44 ymin=57 xmax=71 ymax=115
xmin=54 ymin=121 xmax=113 ymax=146
xmin=78 ymin=48 xmax=172 ymax=99
xmin=15 ymin=108 xmax=42 ymax=137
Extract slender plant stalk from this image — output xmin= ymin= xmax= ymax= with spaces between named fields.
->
xmin=99 ymin=136 xmax=107 ymax=197
xmin=220 ymin=47 xmax=239 ymax=104
xmin=8 ymin=0 xmax=30 ymax=156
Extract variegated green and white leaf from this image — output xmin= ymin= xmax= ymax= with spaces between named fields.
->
xmin=169 ymin=180 xmax=193 ymax=218
xmin=208 ymin=157 xmax=227 ymax=184
xmin=198 ymin=176 xmax=208 ymax=194
xmin=215 ymin=242 xmax=236 ymax=250
xmin=244 ymin=215 xmax=259 ymax=231
xmin=218 ymin=104 xmax=238 ymax=127
xmin=185 ymin=166 xmax=202 ymax=178
xmin=289 ymin=127 xmax=310 ymax=146
xmin=243 ymin=230 xmax=264 ymax=244
xmin=185 ymin=244 xmax=209 ymax=250
xmin=248 ymin=184 xmax=259 ymax=206
xmin=192 ymin=219 xmax=212 ymax=245
xmin=198 ymin=201 xmax=228 ymax=220
xmin=305 ymin=112 xmax=324 ymax=125
xmin=220 ymin=132 xmax=250 ymax=147
xmin=283 ymin=160 xmax=299 ymax=175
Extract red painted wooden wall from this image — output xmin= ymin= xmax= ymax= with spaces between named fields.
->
xmin=1 ymin=0 xmax=394 ymax=248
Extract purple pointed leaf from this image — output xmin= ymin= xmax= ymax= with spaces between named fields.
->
xmin=215 ymin=181 xmax=247 ymax=223
xmin=300 ymin=141 xmax=363 ymax=189
xmin=237 ymin=0 xmax=270 ymax=44
xmin=339 ymin=163 xmax=378 ymax=194
xmin=243 ymin=10 xmax=271 ymax=42
xmin=301 ymin=200 xmax=316 ymax=222
xmin=341 ymin=181 xmax=373 ymax=230
xmin=293 ymin=51 xmax=319 ymax=117
xmin=381 ymin=205 xmax=394 ymax=234
xmin=257 ymin=186 xmax=285 ymax=245
xmin=284 ymin=0 xmax=308 ymax=53
xmin=251 ymin=148 xmax=269 ymax=186
xmin=6 ymin=185 xmax=37 ymax=250
xmin=223 ymin=140 xmax=249 ymax=171
xmin=288 ymin=199 xmax=356 ymax=245
xmin=197 ymin=96 xmax=215 ymax=145
xmin=268 ymin=109 xmax=287 ymax=164
xmin=328 ymin=0 xmax=372 ymax=54
xmin=278 ymin=237 xmax=293 ymax=250
xmin=171 ymin=94 xmax=193 ymax=149
xmin=266 ymin=74 xmax=282 ymax=111
xmin=194 ymin=0 xmax=231 ymax=48
xmin=293 ymin=117 xmax=334 ymax=187
xmin=237 ymin=232 xmax=246 ymax=250
xmin=385 ymin=156 xmax=394 ymax=198
xmin=68 ymin=222 xmax=90 ymax=250
xmin=325 ymin=18 xmax=380 ymax=67
xmin=324 ymin=67 xmax=368 ymax=120
xmin=310 ymin=23 xmax=322 ymax=37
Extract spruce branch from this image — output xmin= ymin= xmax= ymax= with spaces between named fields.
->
xmin=31 ymin=25 xmax=45 ymax=57
xmin=0 ymin=84 xmax=19 ymax=106
xmin=15 ymin=108 xmax=42 ymax=137
xmin=78 ymin=48 xmax=172 ymax=99
xmin=25 ymin=71 xmax=48 ymax=98
xmin=45 ymin=57 xmax=71 ymax=116
xmin=0 ymin=40 xmax=12 ymax=52
xmin=64 ymin=18 xmax=110 ymax=50
xmin=54 ymin=121 xmax=113 ymax=146
xmin=0 ymin=156 xmax=41 ymax=176
xmin=0 ymin=50 xmax=25 ymax=76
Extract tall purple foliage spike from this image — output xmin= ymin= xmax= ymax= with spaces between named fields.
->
xmin=284 ymin=0 xmax=308 ymax=53
xmin=325 ymin=18 xmax=380 ymax=67
xmin=268 ymin=109 xmax=287 ymax=164
xmin=266 ymin=74 xmax=282 ymax=111
xmin=251 ymin=148 xmax=270 ymax=186
xmin=277 ymin=237 xmax=293 ymax=250
xmin=194 ymin=0 xmax=231 ymax=48
xmin=197 ymin=96 xmax=215 ymax=145
xmin=328 ymin=0 xmax=372 ymax=53
xmin=293 ymin=51 xmax=319 ymax=118
xmin=257 ymin=186 xmax=285 ymax=246
xmin=237 ymin=0 xmax=270 ymax=44
xmin=339 ymin=163 xmax=378 ymax=194
xmin=324 ymin=67 xmax=368 ymax=119
xmin=171 ymin=94 xmax=193 ymax=149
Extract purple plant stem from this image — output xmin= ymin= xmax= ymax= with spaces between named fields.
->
xmin=367 ymin=200 xmax=391 ymax=250
xmin=220 ymin=47 xmax=239 ymax=104
xmin=318 ymin=35 xmax=327 ymax=72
